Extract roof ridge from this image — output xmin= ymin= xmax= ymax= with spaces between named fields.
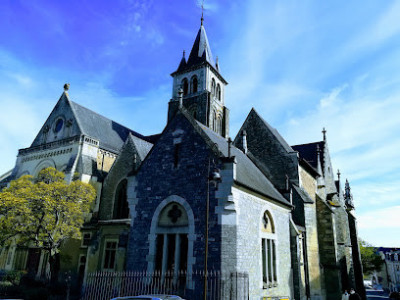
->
xmin=292 ymin=141 xmax=324 ymax=147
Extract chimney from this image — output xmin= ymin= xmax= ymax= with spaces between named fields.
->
xmin=242 ymin=130 xmax=248 ymax=154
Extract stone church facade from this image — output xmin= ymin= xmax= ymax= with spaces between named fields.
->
xmin=0 ymin=20 xmax=364 ymax=300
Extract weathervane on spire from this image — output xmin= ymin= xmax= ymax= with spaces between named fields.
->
xmin=201 ymin=0 xmax=204 ymax=25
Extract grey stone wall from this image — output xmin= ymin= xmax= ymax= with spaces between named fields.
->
xmin=99 ymin=137 xmax=142 ymax=220
xmin=232 ymin=187 xmax=292 ymax=300
xmin=126 ymin=112 xmax=222 ymax=291
xmin=316 ymin=197 xmax=341 ymax=300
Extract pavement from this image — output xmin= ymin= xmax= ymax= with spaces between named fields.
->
xmin=366 ymin=288 xmax=390 ymax=300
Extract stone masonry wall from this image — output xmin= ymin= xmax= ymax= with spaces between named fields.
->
xmin=233 ymin=187 xmax=292 ymax=300
xmin=126 ymin=113 xmax=222 ymax=292
xmin=299 ymin=166 xmax=323 ymax=299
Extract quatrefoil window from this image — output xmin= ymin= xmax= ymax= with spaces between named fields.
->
xmin=167 ymin=204 xmax=182 ymax=223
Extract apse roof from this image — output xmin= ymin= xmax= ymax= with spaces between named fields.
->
xmin=70 ymin=100 xmax=152 ymax=153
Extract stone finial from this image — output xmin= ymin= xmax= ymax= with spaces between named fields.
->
xmin=316 ymin=144 xmax=325 ymax=188
xmin=337 ymin=169 xmax=341 ymax=180
xmin=64 ymin=83 xmax=70 ymax=92
xmin=201 ymin=0 xmax=204 ymax=25
xmin=178 ymin=87 xmax=183 ymax=108
xmin=322 ymin=127 xmax=327 ymax=141
xmin=344 ymin=179 xmax=354 ymax=209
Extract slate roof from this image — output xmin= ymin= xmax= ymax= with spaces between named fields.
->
xmin=129 ymin=134 xmax=153 ymax=161
xmin=240 ymin=108 xmax=295 ymax=154
xmin=195 ymin=121 xmax=290 ymax=206
xmin=69 ymin=100 xmax=151 ymax=153
xmin=292 ymin=141 xmax=325 ymax=171
xmin=292 ymin=184 xmax=314 ymax=204
xmin=0 ymin=169 xmax=13 ymax=187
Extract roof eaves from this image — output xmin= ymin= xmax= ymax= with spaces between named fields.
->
xmin=233 ymin=180 xmax=293 ymax=208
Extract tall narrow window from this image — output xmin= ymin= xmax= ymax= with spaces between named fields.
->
xmin=113 ymin=179 xmax=129 ymax=219
xmin=213 ymin=112 xmax=217 ymax=132
xmin=211 ymin=78 xmax=216 ymax=97
xmin=174 ymin=143 xmax=181 ymax=168
xmin=216 ymin=84 xmax=221 ymax=100
xmin=261 ymin=210 xmax=277 ymax=288
xmin=191 ymin=76 xmax=198 ymax=93
xmin=103 ymin=241 xmax=117 ymax=270
xmin=182 ymin=78 xmax=189 ymax=95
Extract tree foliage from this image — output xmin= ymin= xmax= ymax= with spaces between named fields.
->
xmin=359 ymin=239 xmax=383 ymax=275
xmin=0 ymin=167 xmax=96 ymax=282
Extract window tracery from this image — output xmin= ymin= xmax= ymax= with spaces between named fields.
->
xmin=261 ymin=210 xmax=277 ymax=288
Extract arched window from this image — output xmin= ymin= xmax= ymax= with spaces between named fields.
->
xmin=217 ymin=115 xmax=223 ymax=135
xmin=154 ymin=202 xmax=189 ymax=283
xmin=181 ymin=78 xmax=189 ymax=96
xmin=216 ymin=84 xmax=221 ymax=100
xmin=113 ymin=179 xmax=129 ymax=219
xmin=190 ymin=76 xmax=198 ymax=93
xmin=261 ymin=210 xmax=277 ymax=288
xmin=211 ymin=78 xmax=216 ymax=98
xmin=213 ymin=111 xmax=217 ymax=132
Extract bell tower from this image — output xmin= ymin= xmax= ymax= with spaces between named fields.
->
xmin=168 ymin=17 xmax=229 ymax=138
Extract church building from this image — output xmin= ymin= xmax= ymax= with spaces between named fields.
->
xmin=0 ymin=17 xmax=364 ymax=300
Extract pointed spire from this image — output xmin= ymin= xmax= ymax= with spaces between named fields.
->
xmin=186 ymin=22 xmax=215 ymax=68
xmin=176 ymin=50 xmax=187 ymax=72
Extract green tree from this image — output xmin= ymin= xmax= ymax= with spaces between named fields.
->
xmin=0 ymin=167 xmax=96 ymax=284
xmin=359 ymin=239 xmax=383 ymax=275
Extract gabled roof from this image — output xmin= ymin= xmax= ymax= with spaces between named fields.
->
xmin=292 ymin=141 xmax=325 ymax=171
xmin=236 ymin=108 xmax=295 ymax=154
xmin=194 ymin=120 xmax=290 ymax=206
xmin=69 ymin=100 xmax=151 ymax=153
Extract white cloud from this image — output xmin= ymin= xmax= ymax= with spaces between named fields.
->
xmin=357 ymin=206 xmax=400 ymax=230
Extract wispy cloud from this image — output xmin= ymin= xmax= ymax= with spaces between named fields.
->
xmin=358 ymin=206 xmax=400 ymax=230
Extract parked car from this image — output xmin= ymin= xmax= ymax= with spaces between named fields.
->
xmin=111 ymin=295 xmax=184 ymax=300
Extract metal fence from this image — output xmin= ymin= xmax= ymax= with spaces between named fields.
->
xmin=81 ymin=270 xmax=249 ymax=300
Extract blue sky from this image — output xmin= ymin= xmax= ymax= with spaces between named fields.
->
xmin=0 ymin=0 xmax=399 ymax=247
